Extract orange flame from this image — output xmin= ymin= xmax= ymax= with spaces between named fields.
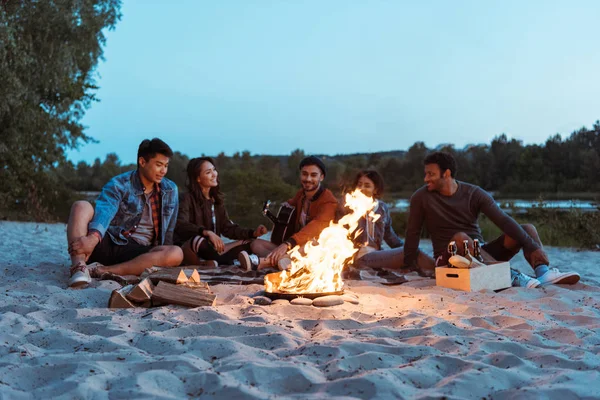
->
xmin=265 ymin=189 xmax=378 ymax=294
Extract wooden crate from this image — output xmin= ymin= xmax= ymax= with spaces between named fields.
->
xmin=435 ymin=261 xmax=511 ymax=292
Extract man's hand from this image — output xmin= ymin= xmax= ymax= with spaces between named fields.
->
xmin=253 ymin=225 xmax=268 ymax=238
xmin=528 ymin=248 xmax=549 ymax=268
xmin=266 ymin=243 xmax=289 ymax=266
xmin=205 ymin=231 xmax=225 ymax=254
xmin=68 ymin=234 xmax=100 ymax=261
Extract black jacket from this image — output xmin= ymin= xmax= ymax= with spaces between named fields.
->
xmin=174 ymin=192 xmax=254 ymax=245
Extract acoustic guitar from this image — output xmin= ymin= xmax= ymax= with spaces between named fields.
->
xmin=262 ymin=200 xmax=297 ymax=245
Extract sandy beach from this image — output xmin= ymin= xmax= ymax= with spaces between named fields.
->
xmin=1 ymin=220 xmax=599 ymax=399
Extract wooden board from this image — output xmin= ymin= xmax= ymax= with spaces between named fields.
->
xmin=152 ymin=281 xmax=217 ymax=307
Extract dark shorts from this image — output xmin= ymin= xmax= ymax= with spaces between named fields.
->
xmin=88 ymin=235 xmax=151 ymax=266
xmin=435 ymin=234 xmax=519 ymax=267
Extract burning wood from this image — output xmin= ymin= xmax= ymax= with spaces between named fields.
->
xmin=265 ymin=189 xmax=378 ymax=295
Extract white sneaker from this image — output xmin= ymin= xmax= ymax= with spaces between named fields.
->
xmin=238 ymin=251 xmax=259 ymax=271
xmin=68 ymin=263 xmax=91 ymax=288
xmin=510 ymin=269 xmax=541 ymax=288
xmin=537 ymin=268 xmax=580 ymax=286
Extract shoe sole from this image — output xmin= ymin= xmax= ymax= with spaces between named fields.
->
xmin=68 ymin=280 xmax=90 ymax=289
xmin=526 ymin=279 xmax=541 ymax=289
xmin=238 ymin=252 xmax=251 ymax=271
xmin=540 ymin=273 xmax=581 ymax=286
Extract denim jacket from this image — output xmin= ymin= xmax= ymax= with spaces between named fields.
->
xmin=353 ymin=200 xmax=403 ymax=250
xmin=88 ymin=170 xmax=178 ymax=246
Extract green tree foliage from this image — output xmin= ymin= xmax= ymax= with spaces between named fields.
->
xmin=0 ymin=0 xmax=121 ymax=219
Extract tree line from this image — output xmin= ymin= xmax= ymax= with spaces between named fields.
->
xmin=34 ymin=122 xmax=597 ymax=227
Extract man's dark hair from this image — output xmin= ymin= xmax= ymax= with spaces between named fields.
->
xmin=137 ymin=138 xmax=173 ymax=167
xmin=423 ymin=151 xmax=457 ymax=178
xmin=299 ymin=156 xmax=326 ymax=177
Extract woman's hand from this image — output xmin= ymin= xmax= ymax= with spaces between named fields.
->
xmin=254 ymin=225 xmax=268 ymax=238
xmin=205 ymin=231 xmax=225 ymax=254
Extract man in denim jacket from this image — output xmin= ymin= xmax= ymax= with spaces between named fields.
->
xmin=67 ymin=138 xmax=183 ymax=288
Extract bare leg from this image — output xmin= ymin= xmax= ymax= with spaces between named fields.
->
xmin=250 ymin=239 xmax=278 ymax=257
xmin=66 ymin=201 xmax=95 ymax=267
xmin=97 ymin=246 xmax=183 ymax=276
xmin=502 ymin=224 xmax=549 ymax=268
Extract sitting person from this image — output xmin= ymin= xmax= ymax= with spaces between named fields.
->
xmin=264 ymin=156 xmax=339 ymax=267
xmin=403 ymin=151 xmax=581 ymax=288
xmin=345 ymin=170 xmax=436 ymax=276
xmin=67 ymin=138 xmax=184 ymax=287
xmin=175 ymin=157 xmax=273 ymax=270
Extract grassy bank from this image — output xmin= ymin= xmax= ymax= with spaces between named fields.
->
xmin=390 ymin=208 xmax=600 ymax=249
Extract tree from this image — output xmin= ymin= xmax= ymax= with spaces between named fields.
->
xmin=0 ymin=0 xmax=121 ymax=219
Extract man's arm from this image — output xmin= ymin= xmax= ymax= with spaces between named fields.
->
xmin=403 ymin=192 xmax=425 ymax=267
xmin=88 ymin=179 xmax=122 ymax=238
xmin=477 ymin=189 xmax=540 ymax=253
xmin=286 ymin=196 xmax=338 ymax=248
xmin=221 ymin=206 xmax=254 ymax=240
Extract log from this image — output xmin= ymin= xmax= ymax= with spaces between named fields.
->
xmin=147 ymin=268 xmax=189 ymax=285
xmin=108 ymin=285 xmax=135 ymax=309
xmin=152 ymin=281 xmax=217 ymax=307
xmin=140 ymin=266 xmax=162 ymax=280
xmin=184 ymin=269 xmax=201 ymax=283
xmin=180 ymin=281 xmax=211 ymax=292
xmin=126 ymin=278 xmax=155 ymax=303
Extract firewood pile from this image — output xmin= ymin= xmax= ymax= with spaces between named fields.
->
xmin=108 ymin=267 xmax=217 ymax=309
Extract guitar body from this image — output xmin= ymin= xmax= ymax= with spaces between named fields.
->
xmin=263 ymin=201 xmax=297 ymax=245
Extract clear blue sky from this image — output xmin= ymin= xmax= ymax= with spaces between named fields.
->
xmin=68 ymin=0 xmax=600 ymax=164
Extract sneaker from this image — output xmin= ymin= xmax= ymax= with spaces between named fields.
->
xmin=68 ymin=263 xmax=91 ymax=288
xmin=537 ymin=268 xmax=580 ymax=286
xmin=238 ymin=251 xmax=259 ymax=271
xmin=511 ymin=269 xmax=541 ymax=288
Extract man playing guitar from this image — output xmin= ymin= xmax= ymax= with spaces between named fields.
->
xmin=264 ymin=156 xmax=338 ymax=267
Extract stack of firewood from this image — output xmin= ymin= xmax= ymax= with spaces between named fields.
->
xmin=108 ymin=267 xmax=217 ymax=308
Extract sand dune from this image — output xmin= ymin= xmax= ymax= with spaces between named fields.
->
xmin=1 ymin=221 xmax=599 ymax=399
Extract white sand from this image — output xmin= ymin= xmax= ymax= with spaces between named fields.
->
xmin=1 ymin=221 xmax=599 ymax=399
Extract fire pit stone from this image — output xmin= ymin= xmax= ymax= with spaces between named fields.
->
xmin=290 ymin=297 xmax=313 ymax=306
xmin=312 ymin=295 xmax=344 ymax=307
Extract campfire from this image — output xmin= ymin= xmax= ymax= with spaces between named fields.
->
xmin=265 ymin=189 xmax=379 ymax=298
